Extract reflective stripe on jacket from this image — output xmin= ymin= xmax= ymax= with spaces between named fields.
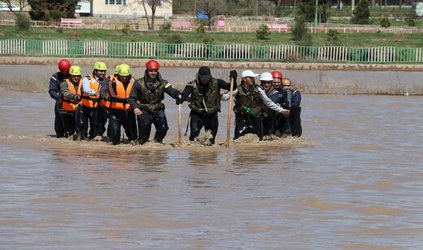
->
xmin=62 ymin=79 xmax=80 ymax=111
xmin=108 ymin=78 xmax=134 ymax=110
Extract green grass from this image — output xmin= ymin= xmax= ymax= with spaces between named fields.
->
xmin=1 ymin=25 xmax=423 ymax=48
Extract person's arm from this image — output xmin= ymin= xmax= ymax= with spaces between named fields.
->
xmin=60 ymin=81 xmax=79 ymax=101
xmin=178 ymin=85 xmax=193 ymax=103
xmin=164 ymin=81 xmax=181 ymax=99
xmin=82 ymin=76 xmax=97 ymax=95
xmin=99 ymin=78 xmax=110 ymax=100
xmin=128 ymin=80 xmax=141 ymax=109
xmin=221 ymin=89 xmax=238 ymax=101
xmin=48 ymin=73 xmax=61 ymax=101
xmin=258 ymin=88 xmax=289 ymax=114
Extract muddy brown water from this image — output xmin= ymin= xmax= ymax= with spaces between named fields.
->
xmin=1 ymin=65 xmax=423 ymax=249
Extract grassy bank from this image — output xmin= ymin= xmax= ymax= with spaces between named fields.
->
xmin=1 ymin=26 xmax=423 ymax=48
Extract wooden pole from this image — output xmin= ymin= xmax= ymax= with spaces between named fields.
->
xmin=178 ymin=103 xmax=182 ymax=147
xmin=225 ymin=78 xmax=235 ymax=148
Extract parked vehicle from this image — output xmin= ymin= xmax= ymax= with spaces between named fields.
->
xmin=75 ymin=0 xmax=90 ymax=16
xmin=0 ymin=1 xmax=20 ymax=11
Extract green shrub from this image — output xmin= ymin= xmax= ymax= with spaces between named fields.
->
xmin=380 ymin=17 xmax=391 ymax=28
xmin=196 ymin=24 xmax=206 ymax=33
xmin=326 ymin=29 xmax=341 ymax=45
xmin=256 ymin=24 xmax=270 ymax=40
xmin=166 ymin=34 xmax=183 ymax=43
xmin=16 ymin=14 xmax=31 ymax=30
xmin=292 ymin=15 xmax=307 ymax=41
xmin=351 ymin=0 xmax=370 ymax=24
xmin=160 ymin=22 xmax=171 ymax=32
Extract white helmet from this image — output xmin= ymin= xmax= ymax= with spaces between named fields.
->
xmin=260 ymin=72 xmax=273 ymax=81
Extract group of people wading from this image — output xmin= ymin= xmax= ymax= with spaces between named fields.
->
xmin=49 ymin=59 xmax=302 ymax=146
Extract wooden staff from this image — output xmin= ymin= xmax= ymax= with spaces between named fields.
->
xmin=225 ymin=77 xmax=235 ymax=148
xmin=178 ymin=103 xmax=182 ymax=147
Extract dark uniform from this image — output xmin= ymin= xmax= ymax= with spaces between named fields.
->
xmin=179 ymin=67 xmax=237 ymax=144
xmin=128 ymin=71 xmax=180 ymax=144
xmin=48 ymin=72 xmax=68 ymax=137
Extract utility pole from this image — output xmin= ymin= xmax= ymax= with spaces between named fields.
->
xmin=314 ymin=0 xmax=318 ymax=29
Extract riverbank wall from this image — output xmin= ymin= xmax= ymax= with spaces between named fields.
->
xmin=1 ymin=56 xmax=423 ymax=72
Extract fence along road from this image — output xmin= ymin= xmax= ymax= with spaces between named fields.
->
xmin=1 ymin=39 xmax=423 ymax=64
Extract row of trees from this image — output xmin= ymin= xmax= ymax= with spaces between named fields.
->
xmin=2 ymin=0 xmax=386 ymax=29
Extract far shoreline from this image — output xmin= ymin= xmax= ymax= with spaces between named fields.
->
xmin=1 ymin=56 xmax=423 ymax=72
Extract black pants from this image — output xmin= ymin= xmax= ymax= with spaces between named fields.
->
xmin=59 ymin=110 xmax=76 ymax=138
xmin=262 ymin=113 xmax=276 ymax=136
xmin=108 ymin=109 xmax=137 ymax=145
xmin=189 ymin=111 xmax=218 ymax=144
xmin=137 ymin=109 xmax=169 ymax=144
xmin=289 ymin=107 xmax=302 ymax=137
xmin=273 ymin=113 xmax=291 ymax=137
xmin=93 ymin=104 xmax=109 ymax=138
xmin=54 ymin=103 xmax=65 ymax=138
xmin=234 ymin=114 xmax=264 ymax=141
xmin=76 ymin=105 xmax=96 ymax=140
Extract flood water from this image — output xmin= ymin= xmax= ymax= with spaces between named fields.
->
xmin=1 ymin=65 xmax=423 ymax=249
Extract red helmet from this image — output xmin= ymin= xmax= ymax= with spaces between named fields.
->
xmin=146 ymin=60 xmax=160 ymax=70
xmin=58 ymin=59 xmax=71 ymax=74
xmin=271 ymin=70 xmax=283 ymax=79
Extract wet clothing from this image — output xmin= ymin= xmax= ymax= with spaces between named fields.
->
xmin=48 ymin=72 xmax=68 ymax=137
xmin=262 ymin=88 xmax=283 ymax=135
xmin=59 ymin=79 xmax=81 ymax=138
xmin=274 ymin=87 xmax=302 ymax=137
xmin=180 ymin=75 xmax=235 ymax=144
xmin=288 ymin=89 xmax=302 ymax=137
xmin=100 ymin=77 xmax=137 ymax=145
xmin=76 ymin=74 xmax=102 ymax=140
xmin=233 ymin=83 xmax=286 ymax=141
xmin=128 ymin=72 xmax=180 ymax=144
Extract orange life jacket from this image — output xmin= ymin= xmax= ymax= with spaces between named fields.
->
xmin=62 ymin=79 xmax=81 ymax=111
xmin=108 ymin=77 xmax=134 ymax=110
xmin=100 ymin=75 xmax=116 ymax=108
xmin=79 ymin=74 xmax=100 ymax=108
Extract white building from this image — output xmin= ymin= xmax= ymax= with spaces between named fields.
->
xmin=89 ymin=0 xmax=172 ymax=18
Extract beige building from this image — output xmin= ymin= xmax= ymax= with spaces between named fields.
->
xmin=91 ymin=0 xmax=172 ymax=18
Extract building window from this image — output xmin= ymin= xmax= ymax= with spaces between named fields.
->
xmin=105 ymin=0 xmax=126 ymax=5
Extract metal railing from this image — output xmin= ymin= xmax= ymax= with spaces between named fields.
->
xmin=1 ymin=39 xmax=423 ymax=64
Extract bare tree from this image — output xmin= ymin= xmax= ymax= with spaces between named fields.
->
xmin=136 ymin=0 xmax=171 ymax=30
xmin=195 ymin=0 xmax=226 ymax=30
xmin=3 ymin=0 xmax=29 ymax=16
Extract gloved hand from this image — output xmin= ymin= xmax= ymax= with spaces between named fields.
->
xmin=134 ymin=108 xmax=142 ymax=116
xmin=73 ymin=95 xmax=81 ymax=101
xmin=176 ymin=95 xmax=183 ymax=105
xmin=229 ymin=70 xmax=238 ymax=79
xmin=221 ymin=93 xmax=230 ymax=101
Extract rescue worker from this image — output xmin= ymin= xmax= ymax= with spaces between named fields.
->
xmin=92 ymin=64 xmax=121 ymax=141
xmin=178 ymin=66 xmax=238 ymax=145
xmin=59 ymin=65 xmax=82 ymax=138
xmin=128 ymin=60 xmax=180 ymax=144
xmin=233 ymin=70 xmax=289 ymax=141
xmin=76 ymin=61 xmax=107 ymax=140
xmin=282 ymin=77 xmax=302 ymax=137
xmin=259 ymin=72 xmax=283 ymax=136
xmin=272 ymin=70 xmax=291 ymax=137
xmin=48 ymin=58 xmax=71 ymax=138
xmin=100 ymin=64 xmax=137 ymax=145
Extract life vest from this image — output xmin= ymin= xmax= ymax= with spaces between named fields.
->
xmin=187 ymin=77 xmax=220 ymax=114
xmin=234 ymin=83 xmax=263 ymax=117
xmin=79 ymin=74 xmax=100 ymax=108
xmin=61 ymin=79 xmax=81 ymax=111
xmin=100 ymin=75 xmax=116 ymax=108
xmin=136 ymin=77 xmax=169 ymax=112
xmin=108 ymin=77 xmax=134 ymax=110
